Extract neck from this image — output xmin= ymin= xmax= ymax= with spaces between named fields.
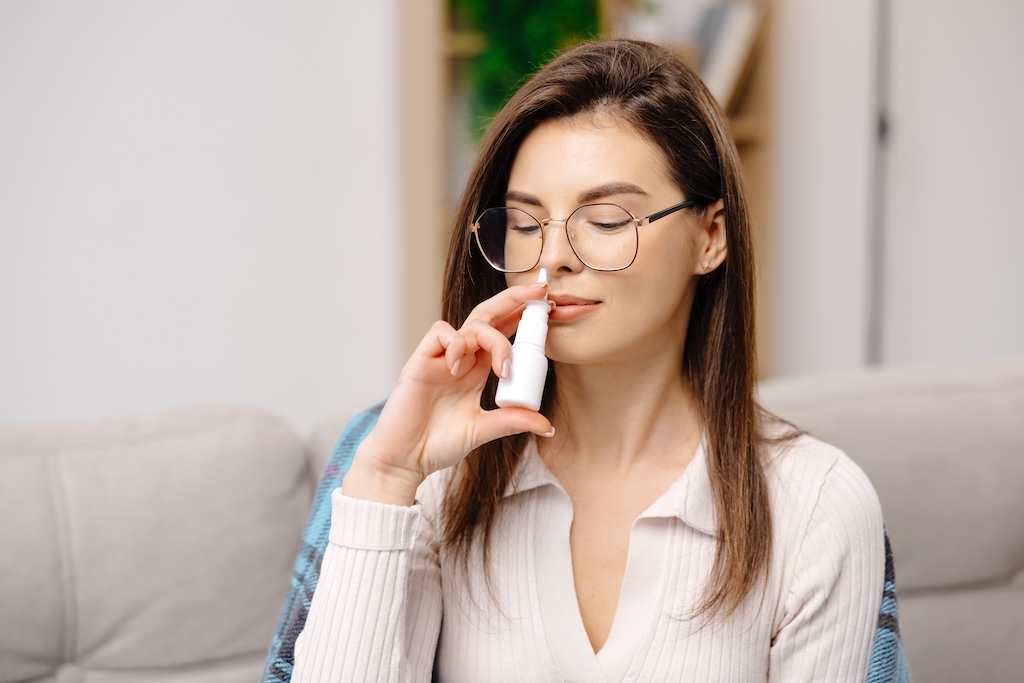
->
xmin=545 ymin=350 xmax=701 ymax=473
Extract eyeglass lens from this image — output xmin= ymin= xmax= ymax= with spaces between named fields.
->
xmin=474 ymin=205 xmax=638 ymax=272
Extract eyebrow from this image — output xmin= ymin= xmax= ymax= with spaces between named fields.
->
xmin=505 ymin=182 xmax=649 ymax=207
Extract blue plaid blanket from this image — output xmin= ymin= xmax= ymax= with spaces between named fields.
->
xmin=261 ymin=403 xmax=911 ymax=682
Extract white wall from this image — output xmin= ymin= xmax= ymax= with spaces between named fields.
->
xmin=770 ymin=0 xmax=1024 ymax=376
xmin=0 ymin=0 xmax=403 ymax=432
xmin=770 ymin=0 xmax=879 ymax=376
xmin=882 ymin=0 xmax=1024 ymax=365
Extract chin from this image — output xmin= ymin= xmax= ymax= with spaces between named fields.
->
xmin=544 ymin=343 xmax=593 ymax=366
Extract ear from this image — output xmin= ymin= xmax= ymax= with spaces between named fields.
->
xmin=694 ymin=198 xmax=727 ymax=274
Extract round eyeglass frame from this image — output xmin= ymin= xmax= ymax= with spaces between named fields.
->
xmin=471 ymin=198 xmax=699 ymax=273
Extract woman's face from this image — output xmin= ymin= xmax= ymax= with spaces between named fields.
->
xmin=503 ymin=114 xmax=725 ymax=367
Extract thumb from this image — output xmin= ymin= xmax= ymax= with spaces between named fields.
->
xmin=473 ymin=407 xmax=554 ymax=447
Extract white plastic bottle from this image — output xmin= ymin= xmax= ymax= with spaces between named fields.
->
xmin=495 ymin=268 xmax=549 ymax=411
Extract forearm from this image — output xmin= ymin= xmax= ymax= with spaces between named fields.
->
xmin=291 ymin=492 xmax=438 ymax=683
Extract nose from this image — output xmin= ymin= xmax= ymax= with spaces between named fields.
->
xmin=538 ymin=218 xmax=584 ymax=273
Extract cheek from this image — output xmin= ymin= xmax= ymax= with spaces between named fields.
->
xmin=599 ymin=262 xmax=685 ymax=328
xmin=504 ymin=273 xmax=533 ymax=292
xmin=626 ymin=252 xmax=696 ymax=321
xmin=619 ymin=275 xmax=691 ymax=327
xmin=638 ymin=219 xmax=704 ymax=274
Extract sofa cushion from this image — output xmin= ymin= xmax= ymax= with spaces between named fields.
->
xmin=758 ymin=357 xmax=1024 ymax=683
xmin=0 ymin=406 xmax=313 ymax=683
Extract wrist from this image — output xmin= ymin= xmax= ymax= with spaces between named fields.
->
xmin=342 ymin=442 xmax=423 ymax=506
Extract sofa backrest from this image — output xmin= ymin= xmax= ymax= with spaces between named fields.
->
xmin=759 ymin=357 xmax=1024 ymax=683
xmin=0 ymin=406 xmax=314 ymax=683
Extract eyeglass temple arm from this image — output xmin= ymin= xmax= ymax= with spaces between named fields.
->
xmin=644 ymin=199 xmax=700 ymax=225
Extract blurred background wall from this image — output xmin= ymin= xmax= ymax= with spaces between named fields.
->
xmin=0 ymin=0 xmax=403 ymax=432
xmin=1 ymin=0 xmax=1021 ymax=433
xmin=773 ymin=0 xmax=1024 ymax=376
xmin=879 ymin=0 xmax=1024 ymax=366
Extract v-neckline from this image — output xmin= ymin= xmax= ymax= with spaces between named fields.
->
xmin=532 ymin=476 xmax=676 ymax=681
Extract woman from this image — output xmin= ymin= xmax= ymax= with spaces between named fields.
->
xmin=290 ymin=39 xmax=888 ymax=681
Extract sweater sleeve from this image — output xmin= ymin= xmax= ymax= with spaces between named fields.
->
xmin=768 ymin=454 xmax=886 ymax=682
xmin=291 ymin=490 xmax=443 ymax=683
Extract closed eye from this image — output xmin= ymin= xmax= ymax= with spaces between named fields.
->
xmin=587 ymin=218 xmax=632 ymax=231
xmin=509 ymin=223 xmax=541 ymax=234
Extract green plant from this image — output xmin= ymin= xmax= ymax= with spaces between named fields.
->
xmin=452 ymin=0 xmax=600 ymax=134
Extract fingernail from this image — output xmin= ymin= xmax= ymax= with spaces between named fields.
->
xmin=451 ymin=358 xmax=461 ymax=376
xmin=541 ymin=426 xmax=555 ymax=438
xmin=501 ymin=359 xmax=511 ymax=379
xmin=548 ymin=300 xmax=556 ymax=311
xmin=532 ymin=281 xmax=549 ymax=288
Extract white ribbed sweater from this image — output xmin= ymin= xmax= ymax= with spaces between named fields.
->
xmin=293 ymin=434 xmax=884 ymax=682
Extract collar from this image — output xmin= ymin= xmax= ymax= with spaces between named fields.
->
xmin=503 ymin=436 xmax=719 ymax=537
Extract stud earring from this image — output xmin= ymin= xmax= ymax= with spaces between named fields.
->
xmin=701 ymin=260 xmax=712 ymax=271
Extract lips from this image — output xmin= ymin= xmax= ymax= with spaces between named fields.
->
xmin=547 ymin=294 xmax=600 ymax=322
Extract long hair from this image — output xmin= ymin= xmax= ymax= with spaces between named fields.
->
xmin=440 ymin=39 xmax=778 ymax=619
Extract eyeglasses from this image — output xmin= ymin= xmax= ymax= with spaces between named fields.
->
xmin=471 ymin=199 xmax=698 ymax=272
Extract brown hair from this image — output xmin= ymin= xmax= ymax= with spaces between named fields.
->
xmin=440 ymin=39 xmax=782 ymax=618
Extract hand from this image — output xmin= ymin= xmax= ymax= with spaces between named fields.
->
xmin=342 ymin=281 xmax=554 ymax=505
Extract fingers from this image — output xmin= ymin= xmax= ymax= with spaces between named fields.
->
xmin=464 ymin=281 xmax=549 ymax=332
xmin=450 ymin=282 xmax=551 ymax=376
xmin=453 ymin=318 xmax=514 ymax=379
xmin=473 ymin=406 xmax=555 ymax=447
xmin=413 ymin=320 xmax=459 ymax=361
xmin=414 ymin=319 xmax=512 ymax=380
xmin=412 ymin=282 xmax=549 ymax=380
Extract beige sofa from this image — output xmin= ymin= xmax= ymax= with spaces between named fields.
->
xmin=0 ymin=407 xmax=316 ymax=683
xmin=1 ymin=357 xmax=1022 ymax=682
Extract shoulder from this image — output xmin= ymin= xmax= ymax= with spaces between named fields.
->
xmin=763 ymin=434 xmax=887 ymax=650
xmin=765 ymin=433 xmax=883 ymax=557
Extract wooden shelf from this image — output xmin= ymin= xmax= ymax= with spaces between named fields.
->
xmin=729 ymin=115 xmax=767 ymax=146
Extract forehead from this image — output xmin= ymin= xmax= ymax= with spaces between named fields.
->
xmin=507 ymin=114 xmax=676 ymax=202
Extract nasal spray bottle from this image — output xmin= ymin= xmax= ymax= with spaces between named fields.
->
xmin=495 ymin=268 xmax=549 ymax=411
